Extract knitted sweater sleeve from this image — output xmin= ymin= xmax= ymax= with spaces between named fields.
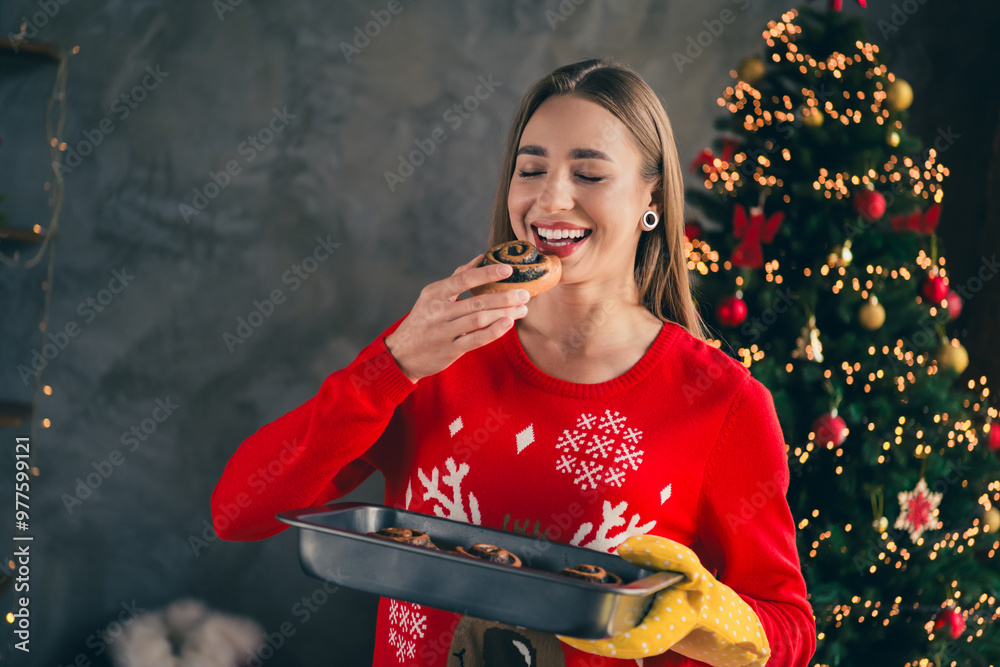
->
xmin=211 ymin=318 xmax=415 ymax=541
xmin=696 ymin=376 xmax=816 ymax=666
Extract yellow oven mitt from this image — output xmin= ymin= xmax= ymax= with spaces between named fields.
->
xmin=559 ymin=535 xmax=770 ymax=665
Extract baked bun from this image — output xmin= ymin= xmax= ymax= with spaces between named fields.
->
xmin=469 ymin=240 xmax=561 ymax=298
xmin=560 ymin=564 xmax=623 ymax=585
xmin=453 ymin=543 xmax=522 ymax=567
xmin=368 ymin=527 xmax=436 ymax=549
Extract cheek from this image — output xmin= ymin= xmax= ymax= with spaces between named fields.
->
xmin=507 ymin=181 xmax=529 ymax=216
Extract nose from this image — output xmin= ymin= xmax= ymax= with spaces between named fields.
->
xmin=535 ymin=170 xmax=574 ymax=214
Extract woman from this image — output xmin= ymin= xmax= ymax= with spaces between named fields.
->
xmin=212 ymin=58 xmax=815 ymax=666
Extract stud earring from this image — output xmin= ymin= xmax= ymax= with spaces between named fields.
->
xmin=641 ymin=210 xmax=659 ymax=230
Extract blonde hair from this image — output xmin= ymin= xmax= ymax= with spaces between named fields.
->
xmin=487 ymin=58 xmax=706 ymax=340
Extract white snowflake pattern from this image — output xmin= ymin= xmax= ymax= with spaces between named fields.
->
xmin=556 ymin=454 xmax=576 ymax=474
xmin=554 ymin=410 xmax=653 ymax=492
xmin=556 ymin=429 xmax=587 ymax=452
xmin=614 ymin=443 xmax=645 ymax=471
xmin=391 ymin=634 xmax=415 ymax=662
xmin=574 ymin=460 xmax=604 ymax=490
xmin=404 ymin=605 xmax=426 ymax=638
xmin=598 ymin=409 xmax=626 ymax=434
xmin=604 ymin=467 xmax=626 ymax=488
xmin=622 ymin=427 xmax=643 ymax=444
xmin=585 ymin=433 xmax=615 ymax=459
xmin=387 ymin=600 xmax=425 ymax=663
xmin=388 ymin=600 xmax=402 ymax=625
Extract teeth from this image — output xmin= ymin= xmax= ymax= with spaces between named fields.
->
xmin=536 ymin=227 xmax=586 ymax=240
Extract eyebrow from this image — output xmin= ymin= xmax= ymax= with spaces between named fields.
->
xmin=516 ymin=145 xmax=613 ymax=161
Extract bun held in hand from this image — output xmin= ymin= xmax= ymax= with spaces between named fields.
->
xmin=470 ymin=240 xmax=561 ymax=298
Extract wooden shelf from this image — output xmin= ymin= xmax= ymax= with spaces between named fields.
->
xmin=0 ymin=37 xmax=61 ymax=62
xmin=0 ymin=401 xmax=32 ymax=428
xmin=0 ymin=228 xmax=47 ymax=244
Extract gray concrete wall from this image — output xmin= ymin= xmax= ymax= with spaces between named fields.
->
xmin=0 ymin=1 xmax=995 ymax=664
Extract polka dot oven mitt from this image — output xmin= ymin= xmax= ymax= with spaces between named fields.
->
xmin=559 ymin=535 xmax=770 ymax=665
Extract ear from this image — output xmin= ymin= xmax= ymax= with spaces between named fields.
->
xmin=645 ymin=182 xmax=664 ymax=218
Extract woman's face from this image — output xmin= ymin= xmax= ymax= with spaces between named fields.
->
xmin=507 ymin=95 xmax=658 ymax=289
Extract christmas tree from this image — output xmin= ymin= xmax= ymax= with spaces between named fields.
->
xmin=685 ymin=6 xmax=1000 ymax=665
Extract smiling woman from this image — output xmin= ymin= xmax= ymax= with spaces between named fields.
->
xmin=213 ymin=58 xmax=816 ymax=667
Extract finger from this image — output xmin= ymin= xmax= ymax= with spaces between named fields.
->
xmin=452 ymin=314 xmax=517 ymax=352
xmin=459 ymin=288 xmax=531 ymax=318
xmin=449 ymin=305 xmax=527 ymax=340
xmin=443 ymin=261 xmax=513 ymax=298
xmin=451 ymin=254 xmax=485 ymax=276
xmin=412 ymin=289 xmax=525 ymax=333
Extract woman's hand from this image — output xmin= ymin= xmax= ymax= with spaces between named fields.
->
xmin=384 ymin=255 xmax=530 ymax=383
xmin=560 ymin=535 xmax=770 ymax=665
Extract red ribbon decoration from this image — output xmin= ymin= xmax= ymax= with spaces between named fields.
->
xmin=829 ymin=0 xmax=867 ymax=10
xmin=891 ymin=204 xmax=941 ymax=235
xmin=731 ymin=205 xmax=785 ymax=268
xmin=689 ymin=138 xmax=739 ymax=174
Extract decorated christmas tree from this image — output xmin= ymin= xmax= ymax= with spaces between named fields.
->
xmin=685 ymin=6 xmax=1000 ymax=665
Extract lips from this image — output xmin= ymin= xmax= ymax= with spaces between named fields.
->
xmin=530 ymin=223 xmax=591 ymax=259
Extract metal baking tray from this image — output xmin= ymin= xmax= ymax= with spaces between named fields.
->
xmin=277 ymin=502 xmax=683 ymax=639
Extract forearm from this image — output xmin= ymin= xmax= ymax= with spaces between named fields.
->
xmin=211 ymin=336 xmax=414 ymax=540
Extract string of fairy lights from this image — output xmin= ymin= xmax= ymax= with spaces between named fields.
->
xmin=686 ymin=8 xmax=999 ymax=665
xmin=2 ymin=33 xmax=77 ymax=629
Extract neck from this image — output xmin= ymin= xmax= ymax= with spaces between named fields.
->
xmin=518 ymin=276 xmax=658 ymax=353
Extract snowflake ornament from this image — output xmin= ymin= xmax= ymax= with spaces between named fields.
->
xmin=894 ymin=478 xmax=942 ymax=541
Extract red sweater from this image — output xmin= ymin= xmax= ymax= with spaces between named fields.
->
xmin=212 ymin=316 xmax=816 ymax=666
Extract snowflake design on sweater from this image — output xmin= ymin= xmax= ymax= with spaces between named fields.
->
xmin=553 ymin=409 xmax=645 ymax=490
xmin=387 ymin=600 xmax=426 ymax=662
xmin=416 ymin=457 xmax=481 ymax=525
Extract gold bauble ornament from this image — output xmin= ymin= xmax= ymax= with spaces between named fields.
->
xmin=887 ymin=130 xmax=901 ymax=147
xmin=737 ymin=56 xmax=766 ymax=85
xmin=935 ymin=340 xmax=969 ymax=374
xmin=886 ymin=79 xmax=913 ymax=111
xmin=801 ymin=107 xmax=824 ymax=128
xmin=858 ymin=296 xmax=886 ymax=331
xmin=984 ymin=507 xmax=1000 ymax=533
xmin=874 ymin=516 xmax=889 ymax=533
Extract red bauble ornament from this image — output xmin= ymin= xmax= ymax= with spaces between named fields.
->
xmin=852 ymin=189 xmax=886 ymax=221
xmin=812 ymin=411 xmax=847 ymax=446
xmin=715 ymin=295 xmax=748 ymax=327
xmin=945 ymin=289 xmax=963 ymax=319
xmin=934 ymin=608 xmax=966 ymax=640
xmin=921 ymin=274 xmax=949 ymax=303
xmin=987 ymin=425 xmax=1000 ymax=452
xmin=684 ymin=221 xmax=702 ymax=241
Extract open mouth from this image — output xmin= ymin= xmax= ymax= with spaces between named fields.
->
xmin=531 ymin=225 xmax=591 ymax=257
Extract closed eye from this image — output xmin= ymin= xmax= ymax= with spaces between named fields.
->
xmin=516 ymin=170 xmax=604 ymax=183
